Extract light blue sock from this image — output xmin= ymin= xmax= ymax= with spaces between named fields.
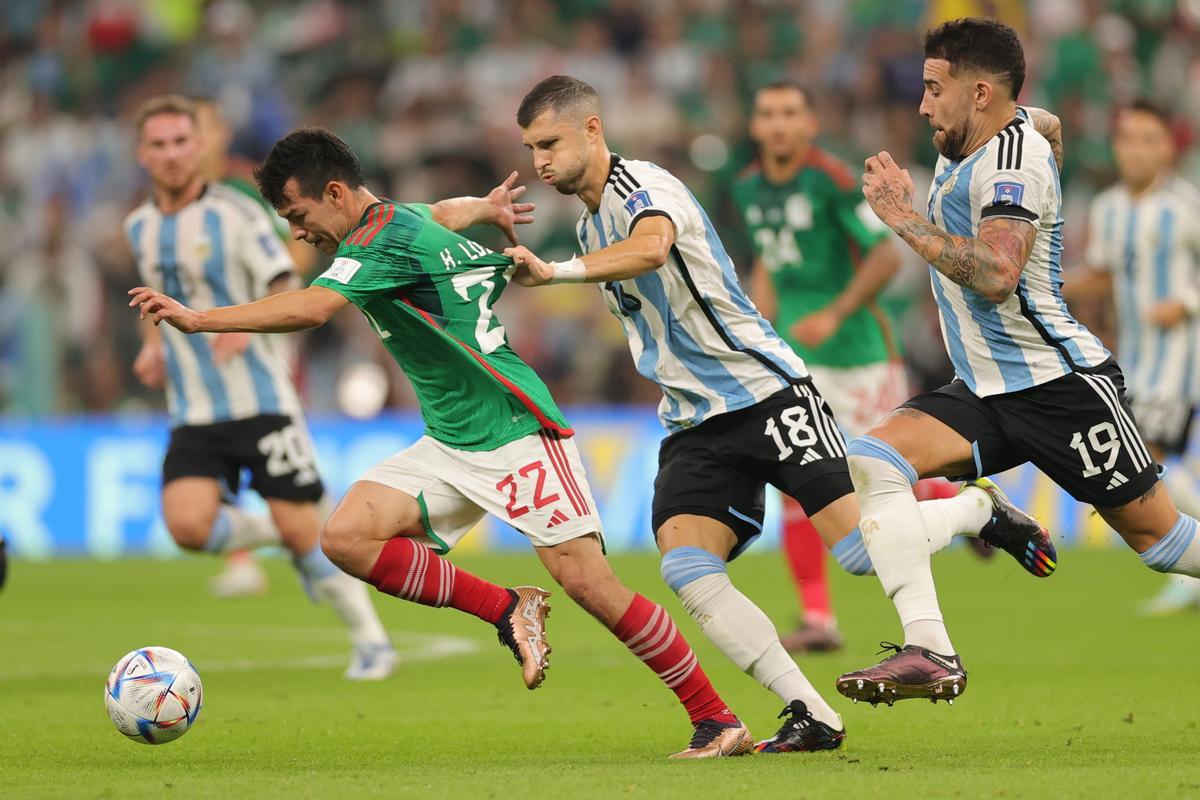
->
xmin=831 ymin=527 xmax=874 ymax=575
xmin=294 ymin=543 xmax=340 ymax=582
xmin=660 ymin=546 xmax=728 ymax=592
xmin=202 ymin=508 xmax=234 ymax=553
xmin=1140 ymin=514 xmax=1200 ymax=574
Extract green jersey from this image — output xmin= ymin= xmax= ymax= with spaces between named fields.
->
xmin=733 ymin=148 xmax=893 ymax=368
xmin=312 ymin=202 xmax=571 ymax=451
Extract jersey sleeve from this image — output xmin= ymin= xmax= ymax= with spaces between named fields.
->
xmin=1084 ymin=194 xmax=1112 ymax=272
xmin=620 ymin=166 xmax=694 ymax=238
xmin=311 ymin=246 xmax=415 ymax=306
xmin=400 ymin=202 xmax=433 ymax=221
xmin=240 ymin=202 xmax=297 ymax=296
xmin=974 ymin=127 xmax=1054 ymax=225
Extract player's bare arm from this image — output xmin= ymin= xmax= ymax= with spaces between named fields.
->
xmin=1022 ymin=107 xmax=1064 ymax=171
xmin=210 ymin=271 xmax=298 ymax=364
xmin=132 ymin=316 xmax=166 ymax=389
xmin=129 ymin=285 xmax=349 ymax=334
xmin=1060 ymin=265 xmax=1112 ymax=303
xmin=863 ymin=150 xmax=1036 ymax=303
xmin=748 ymin=258 xmax=777 ymax=321
xmin=506 ymin=215 xmax=676 ymax=286
xmin=793 ymin=239 xmax=900 ymax=348
xmin=430 ymin=171 xmax=535 ymax=244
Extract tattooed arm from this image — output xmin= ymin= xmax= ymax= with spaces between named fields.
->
xmin=861 ymin=151 xmax=1037 ymax=303
xmin=1022 ymin=106 xmax=1064 ymax=172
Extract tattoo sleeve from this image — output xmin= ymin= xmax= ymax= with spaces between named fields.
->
xmin=1023 ymin=106 xmax=1064 ymax=172
xmin=889 ymin=214 xmax=1037 ymax=302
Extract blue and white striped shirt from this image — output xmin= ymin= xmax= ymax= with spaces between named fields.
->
xmin=576 ymin=155 xmax=809 ymax=432
xmin=125 ymin=183 xmax=302 ymax=427
xmin=926 ymin=111 xmax=1110 ymax=397
xmin=1086 ymin=174 xmax=1200 ymax=402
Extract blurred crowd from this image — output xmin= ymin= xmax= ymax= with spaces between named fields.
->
xmin=2 ymin=0 xmax=1199 ymax=416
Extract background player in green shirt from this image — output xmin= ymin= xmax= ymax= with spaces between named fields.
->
xmin=734 ymin=80 xmax=911 ymax=654
xmin=130 ymin=128 xmax=754 ymax=759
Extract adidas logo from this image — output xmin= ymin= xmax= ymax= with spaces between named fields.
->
xmin=1106 ymin=470 xmax=1129 ymax=491
xmin=799 ymin=449 xmax=823 ymax=465
xmin=547 ymin=509 xmax=570 ymax=528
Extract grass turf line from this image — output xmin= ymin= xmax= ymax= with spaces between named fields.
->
xmin=0 ymin=550 xmax=1197 ymax=798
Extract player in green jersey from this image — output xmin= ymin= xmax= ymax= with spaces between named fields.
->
xmin=734 ymin=80 xmax=910 ymax=654
xmin=130 ymin=128 xmax=754 ymax=759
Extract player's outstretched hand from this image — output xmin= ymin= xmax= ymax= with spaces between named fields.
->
xmin=212 ymin=332 xmax=252 ymax=365
xmin=863 ymin=151 xmax=916 ymax=227
xmin=505 ymin=246 xmax=555 ymax=287
xmin=488 ymin=171 xmax=536 ymax=245
xmin=128 ymin=287 xmax=202 ymax=332
xmin=132 ymin=342 xmax=166 ymax=390
xmin=1145 ymin=299 xmax=1187 ymax=329
xmin=791 ymin=308 xmax=843 ymax=349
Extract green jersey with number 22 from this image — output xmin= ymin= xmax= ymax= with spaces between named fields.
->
xmin=312 ymin=202 xmax=571 ymax=451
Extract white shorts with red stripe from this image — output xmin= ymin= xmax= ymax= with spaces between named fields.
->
xmin=358 ymin=430 xmax=603 ymax=552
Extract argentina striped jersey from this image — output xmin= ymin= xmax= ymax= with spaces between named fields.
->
xmin=926 ymin=110 xmax=1110 ymax=397
xmin=124 ymin=183 xmax=302 ymax=427
xmin=1085 ymin=174 xmax=1200 ymax=403
xmin=576 ymin=155 xmax=809 ymax=432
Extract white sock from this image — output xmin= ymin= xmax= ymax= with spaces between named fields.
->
xmin=673 ymin=570 xmax=842 ymax=730
xmin=918 ymin=487 xmax=993 ymax=555
xmin=203 ymin=506 xmax=280 ymax=553
xmin=1165 ymin=466 xmax=1200 ymax=519
xmin=1140 ymin=513 xmax=1200 ymax=577
xmin=313 ymin=570 xmax=390 ymax=646
xmin=848 ymin=437 xmax=954 ymax=655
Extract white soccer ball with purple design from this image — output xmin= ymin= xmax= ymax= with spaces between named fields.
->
xmin=104 ymin=646 xmax=203 ymax=744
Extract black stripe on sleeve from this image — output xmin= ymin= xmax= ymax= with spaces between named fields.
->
xmin=1014 ymin=125 xmax=1025 ymax=169
xmin=629 ymin=209 xmax=673 ymax=229
xmin=980 ymin=204 xmax=1038 ymax=222
xmin=614 ymin=171 xmax=638 ymax=195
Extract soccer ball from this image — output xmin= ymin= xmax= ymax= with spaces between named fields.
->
xmin=104 ymin=647 xmax=203 ymax=745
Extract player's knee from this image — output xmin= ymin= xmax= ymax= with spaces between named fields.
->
xmin=846 ymin=435 xmax=918 ymax=493
xmin=319 ymin=514 xmax=359 ymax=569
xmin=164 ymin=510 xmax=217 ymax=552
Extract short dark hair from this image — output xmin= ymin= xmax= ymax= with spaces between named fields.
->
xmin=1122 ymin=98 xmax=1172 ymax=129
xmin=754 ymin=79 xmax=812 ymax=107
xmin=924 ymin=17 xmax=1025 ymax=99
xmin=517 ymin=75 xmax=600 ymax=127
xmin=134 ymin=94 xmax=197 ymax=136
xmin=254 ymin=128 xmax=365 ymax=208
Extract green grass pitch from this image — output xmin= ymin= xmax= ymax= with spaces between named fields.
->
xmin=1 ymin=549 xmax=1197 ymax=798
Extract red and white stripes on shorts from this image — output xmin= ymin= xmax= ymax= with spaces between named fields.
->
xmin=620 ymin=602 xmax=698 ymax=689
xmin=538 ymin=431 xmax=591 ymax=517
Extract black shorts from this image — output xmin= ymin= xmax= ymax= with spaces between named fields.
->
xmin=163 ymin=414 xmax=325 ymax=503
xmin=902 ymin=360 xmax=1159 ymax=508
xmin=1127 ymin=393 xmax=1196 ymax=456
xmin=652 ymin=382 xmax=853 ymax=560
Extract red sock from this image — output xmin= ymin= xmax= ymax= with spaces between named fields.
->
xmin=367 ymin=537 xmax=512 ymax=624
xmin=613 ymin=593 xmax=736 ymax=725
xmin=782 ymin=498 xmax=834 ymax=625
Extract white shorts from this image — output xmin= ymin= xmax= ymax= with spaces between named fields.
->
xmin=359 ymin=431 xmax=603 ymax=553
xmin=807 ymin=361 xmax=910 ymax=439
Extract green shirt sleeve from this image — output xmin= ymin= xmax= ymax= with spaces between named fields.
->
xmin=311 ymin=249 xmax=415 ymax=306
xmin=832 ymin=181 xmax=889 ymax=254
xmin=402 ymin=202 xmax=433 ymax=221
